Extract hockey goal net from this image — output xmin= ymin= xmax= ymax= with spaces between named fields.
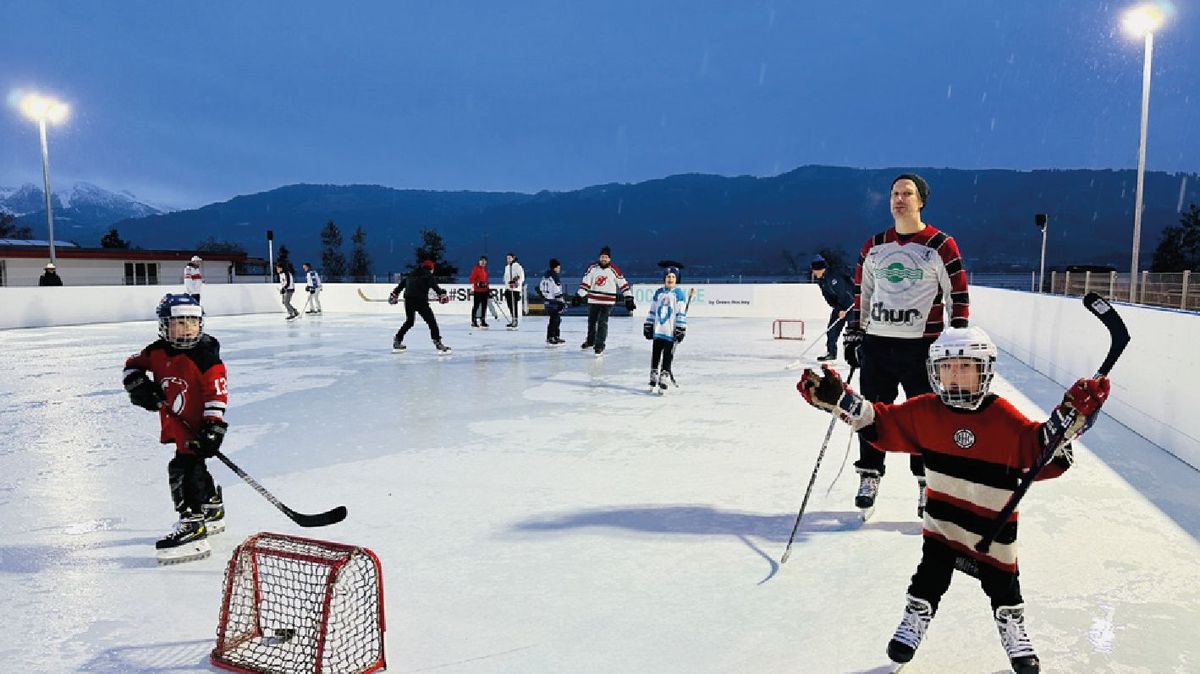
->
xmin=772 ymin=319 xmax=806 ymax=340
xmin=211 ymin=532 xmax=386 ymax=674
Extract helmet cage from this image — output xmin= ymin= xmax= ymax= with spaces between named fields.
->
xmin=157 ymin=295 xmax=204 ymax=349
xmin=926 ymin=328 xmax=997 ymax=410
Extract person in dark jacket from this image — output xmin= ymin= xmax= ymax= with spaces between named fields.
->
xmin=38 ymin=263 xmax=63 ymax=286
xmin=812 ymin=254 xmax=854 ymax=362
xmin=538 ymin=258 xmax=566 ymax=345
xmin=389 ymin=260 xmax=451 ymax=353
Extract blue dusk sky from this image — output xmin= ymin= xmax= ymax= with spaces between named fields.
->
xmin=1 ymin=1 xmax=1197 ymax=209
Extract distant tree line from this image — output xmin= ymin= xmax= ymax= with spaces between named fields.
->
xmin=1151 ymin=203 xmax=1200 ymax=273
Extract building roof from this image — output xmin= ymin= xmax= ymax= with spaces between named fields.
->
xmin=0 ymin=242 xmax=246 ymax=262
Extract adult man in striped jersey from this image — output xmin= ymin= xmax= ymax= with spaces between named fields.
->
xmin=842 ymin=174 xmax=970 ymax=518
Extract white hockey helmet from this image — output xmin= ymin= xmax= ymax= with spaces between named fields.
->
xmin=926 ymin=326 xmax=997 ymax=410
xmin=190 ymin=255 xmax=202 ymax=263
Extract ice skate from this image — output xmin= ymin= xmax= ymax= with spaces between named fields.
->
xmin=855 ymin=469 xmax=881 ymax=520
xmin=916 ymin=477 xmax=928 ymax=518
xmin=659 ymin=370 xmax=672 ymax=391
xmin=649 ymin=369 xmax=661 ymax=394
xmin=434 ymin=339 xmax=452 ymax=354
xmin=887 ymin=594 xmax=933 ymax=665
xmin=202 ymin=485 xmax=225 ymax=535
xmin=156 ymin=511 xmax=211 ymax=565
xmin=817 ymin=352 xmax=837 ymax=362
xmin=995 ymin=605 xmax=1040 ymax=674
xmin=594 ymin=344 xmax=605 ymax=356
xmin=581 ymin=341 xmax=594 ymax=350
xmin=392 ymin=336 xmax=406 ymax=353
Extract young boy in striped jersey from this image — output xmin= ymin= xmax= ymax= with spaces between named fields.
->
xmin=798 ymin=327 xmax=1110 ymax=673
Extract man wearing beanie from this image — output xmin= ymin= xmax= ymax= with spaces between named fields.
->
xmin=842 ymin=173 xmax=971 ymax=520
xmin=810 ymin=254 xmax=854 ymax=362
xmin=572 ymin=246 xmax=634 ymax=355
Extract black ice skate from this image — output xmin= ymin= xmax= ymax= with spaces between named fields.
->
xmin=649 ymin=369 xmax=660 ymax=394
xmin=856 ymin=469 xmax=881 ymax=520
xmin=392 ymin=336 xmax=406 ymax=353
xmin=916 ymin=477 xmax=928 ymax=518
xmin=817 ymin=352 xmax=837 ymax=362
xmin=995 ymin=605 xmax=1040 ymax=674
xmin=202 ymin=485 xmax=225 ymax=535
xmin=887 ymin=594 xmax=934 ymax=664
xmin=581 ymin=341 xmax=594 ymax=350
xmin=434 ymin=339 xmax=452 ymax=354
xmin=593 ymin=344 xmax=605 ymax=356
xmin=658 ymin=370 xmax=671 ymax=391
xmin=156 ymin=511 xmax=211 ymax=565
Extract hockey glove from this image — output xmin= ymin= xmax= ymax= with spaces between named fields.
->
xmin=186 ymin=419 xmax=228 ymax=458
xmin=842 ymin=328 xmax=865 ymax=369
xmin=797 ymin=365 xmax=874 ymax=430
xmin=643 ymin=323 xmax=654 ymax=340
xmin=672 ymin=326 xmax=686 ymax=343
xmin=1053 ymin=377 xmax=1111 ymax=440
xmin=624 ymin=296 xmax=637 ymax=312
xmin=123 ymin=371 xmax=163 ymax=411
xmin=571 ymin=295 xmax=584 ymax=307
xmin=388 ymin=292 xmax=400 ymax=305
xmin=438 ymin=293 xmax=450 ymax=304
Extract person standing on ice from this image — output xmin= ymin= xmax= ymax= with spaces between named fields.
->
xmin=538 ymin=258 xmax=566 ymax=345
xmin=276 ymin=262 xmax=299 ymax=320
xmin=571 ymin=245 xmax=634 ymax=355
xmin=468 ymin=255 xmax=491 ymax=329
xmin=123 ymin=293 xmax=229 ymax=564
xmin=643 ymin=266 xmax=687 ymax=390
xmin=842 ymin=173 xmax=970 ymax=518
xmin=183 ymin=255 xmax=203 ymax=302
xmin=302 ymin=262 xmax=323 ymax=314
xmin=810 ymin=254 xmax=853 ymax=362
xmin=503 ymin=252 xmax=525 ymax=329
xmin=798 ymin=327 xmax=1110 ymax=673
xmin=389 ymin=259 xmax=451 ymax=353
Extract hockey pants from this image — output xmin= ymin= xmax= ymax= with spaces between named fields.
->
xmin=854 ymin=335 xmax=933 ymax=477
xmin=169 ymin=454 xmax=217 ymax=515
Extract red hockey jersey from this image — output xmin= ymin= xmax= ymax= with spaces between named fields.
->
xmin=124 ymin=336 xmax=228 ymax=453
xmin=863 ymin=393 xmax=1069 ymax=573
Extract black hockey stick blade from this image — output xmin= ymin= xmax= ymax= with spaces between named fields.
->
xmin=657 ymin=259 xmax=686 ymax=270
xmin=214 ymin=452 xmax=348 ymax=527
xmin=1082 ymin=292 xmax=1130 ymax=377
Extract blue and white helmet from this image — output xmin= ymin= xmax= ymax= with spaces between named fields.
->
xmin=156 ymin=293 xmax=204 ymax=348
xmin=926 ymin=327 xmax=997 ymax=409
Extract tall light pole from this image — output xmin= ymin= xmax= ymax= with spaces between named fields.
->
xmin=18 ymin=94 xmax=69 ymax=265
xmin=1122 ymin=4 xmax=1165 ymax=303
xmin=1035 ymin=213 xmax=1048 ymax=292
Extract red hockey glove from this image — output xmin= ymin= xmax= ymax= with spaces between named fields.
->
xmin=1064 ymin=377 xmax=1110 ymax=417
xmin=438 ymin=293 xmax=450 ymax=304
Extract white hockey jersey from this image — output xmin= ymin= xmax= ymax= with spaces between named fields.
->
xmin=504 ymin=261 xmax=525 ymax=289
xmin=644 ymin=286 xmax=688 ymax=341
xmin=305 ymin=269 xmax=322 ymax=290
xmin=183 ymin=263 xmax=203 ymax=294
xmin=577 ymin=263 xmax=630 ymax=305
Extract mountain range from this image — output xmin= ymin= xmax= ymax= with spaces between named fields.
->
xmin=2 ymin=182 xmax=163 ymax=242
xmin=8 ymin=166 xmax=1198 ymax=276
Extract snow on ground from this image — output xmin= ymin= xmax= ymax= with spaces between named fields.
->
xmin=1 ymin=312 xmax=1197 ymax=673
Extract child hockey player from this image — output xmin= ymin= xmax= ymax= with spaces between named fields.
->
xmin=539 ymin=258 xmax=566 ymax=345
xmin=797 ymin=327 xmax=1110 ymax=673
xmin=389 ymin=259 xmax=451 ymax=353
xmin=643 ymin=266 xmax=688 ymax=392
xmin=123 ymin=294 xmax=228 ymax=564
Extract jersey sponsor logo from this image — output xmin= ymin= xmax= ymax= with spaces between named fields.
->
xmin=952 ymin=428 xmax=976 ymax=449
xmin=875 ymin=261 xmax=925 ymax=283
xmin=870 ymin=302 xmax=923 ymax=326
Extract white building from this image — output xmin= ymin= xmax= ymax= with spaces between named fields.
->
xmin=0 ymin=239 xmax=255 ymax=287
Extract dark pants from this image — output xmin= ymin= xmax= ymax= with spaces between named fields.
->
xmin=168 ymin=454 xmax=217 ymax=515
xmin=472 ymin=292 xmax=489 ymax=325
xmin=651 ymin=338 xmax=675 ymax=371
xmin=281 ymin=290 xmax=297 ymax=317
xmin=825 ymin=310 xmax=845 ymax=356
xmin=505 ymin=289 xmax=520 ymax=325
xmin=396 ymin=303 xmax=441 ymax=342
xmin=908 ymin=538 xmax=1023 ymax=613
xmin=546 ymin=301 xmax=562 ymax=339
xmin=586 ymin=304 xmax=612 ymax=347
xmin=854 ymin=335 xmax=933 ymax=477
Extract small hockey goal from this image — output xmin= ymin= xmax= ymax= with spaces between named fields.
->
xmin=772 ymin=319 xmax=806 ymax=340
xmin=211 ymin=532 xmax=386 ymax=674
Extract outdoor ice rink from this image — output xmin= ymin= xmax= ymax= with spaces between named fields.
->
xmin=1 ymin=311 xmax=1197 ymax=673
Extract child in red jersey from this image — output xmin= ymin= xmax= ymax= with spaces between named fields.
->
xmin=123 ymin=294 xmax=229 ymax=564
xmin=798 ymin=327 xmax=1110 ymax=674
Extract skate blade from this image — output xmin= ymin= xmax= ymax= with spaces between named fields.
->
xmin=392 ymin=349 xmax=406 ymax=354
xmin=860 ymin=505 xmax=876 ymax=522
xmin=205 ymin=519 xmax=225 ymax=535
xmin=157 ymin=539 xmax=212 ymax=565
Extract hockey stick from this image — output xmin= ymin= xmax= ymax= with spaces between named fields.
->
xmin=824 ymin=429 xmax=858 ymax=497
xmin=165 ymin=410 xmax=348 ymax=527
xmin=782 ymin=314 xmax=849 ymax=366
xmin=975 ymin=292 xmax=1129 ymax=553
xmin=357 ymin=288 xmax=389 ymax=303
xmin=780 ymin=365 xmax=857 ymax=563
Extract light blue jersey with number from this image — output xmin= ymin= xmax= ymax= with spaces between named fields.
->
xmin=644 ymin=286 xmax=688 ymax=341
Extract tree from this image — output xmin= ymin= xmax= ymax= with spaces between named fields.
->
xmin=348 ymin=226 xmax=372 ymax=280
xmin=407 ymin=228 xmax=458 ymax=279
xmin=100 ymin=227 xmax=131 ymax=249
xmin=1150 ymin=203 xmax=1200 ymax=273
xmin=0 ymin=211 xmax=33 ymax=239
xmin=320 ymin=220 xmax=347 ymax=280
xmin=816 ymin=247 xmax=851 ymax=275
xmin=196 ymin=236 xmax=246 ymax=254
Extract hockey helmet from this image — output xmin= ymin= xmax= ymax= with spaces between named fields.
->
xmin=926 ymin=326 xmax=997 ymax=409
xmin=157 ymin=293 xmax=204 ymax=349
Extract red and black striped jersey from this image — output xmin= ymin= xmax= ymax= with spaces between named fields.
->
xmin=123 ymin=336 xmax=228 ymax=452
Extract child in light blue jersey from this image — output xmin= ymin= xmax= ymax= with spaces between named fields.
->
xmin=643 ymin=266 xmax=688 ymax=391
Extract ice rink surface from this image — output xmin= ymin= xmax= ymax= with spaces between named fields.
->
xmin=1 ymin=311 xmax=1198 ymax=673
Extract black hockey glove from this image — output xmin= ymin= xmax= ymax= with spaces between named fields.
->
xmin=842 ymin=328 xmax=864 ymax=369
xmin=672 ymin=327 xmax=686 ymax=343
xmin=570 ymin=295 xmax=584 ymax=307
xmin=643 ymin=323 xmax=654 ymax=340
xmin=186 ymin=420 xmax=228 ymax=458
xmin=388 ymin=292 xmax=400 ymax=305
xmin=305 ymin=285 xmax=314 ymax=293
xmin=123 ymin=370 xmax=163 ymax=411
xmin=623 ymin=296 xmax=637 ymax=312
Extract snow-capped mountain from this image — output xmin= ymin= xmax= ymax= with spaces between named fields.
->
xmin=1 ymin=182 xmax=164 ymax=244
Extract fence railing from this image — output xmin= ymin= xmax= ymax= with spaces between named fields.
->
xmin=968 ymin=270 xmax=1198 ymax=313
